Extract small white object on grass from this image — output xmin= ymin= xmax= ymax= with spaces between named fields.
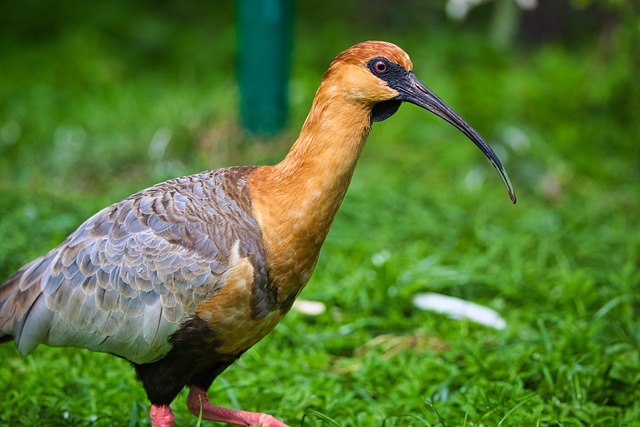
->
xmin=412 ymin=293 xmax=506 ymax=330
xmin=292 ymin=299 xmax=327 ymax=316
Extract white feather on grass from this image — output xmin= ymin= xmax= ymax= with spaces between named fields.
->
xmin=412 ymin=293 xmax=506 ymax=330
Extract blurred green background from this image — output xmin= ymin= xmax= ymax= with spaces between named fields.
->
xmin=0 ymin=1 xmax=639 ymax=426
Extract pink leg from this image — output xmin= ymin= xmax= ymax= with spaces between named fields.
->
xmin=150 ymin=404 xmax=175 ymax=427
xmin=186 ymin=387 xmax=289 ymax=427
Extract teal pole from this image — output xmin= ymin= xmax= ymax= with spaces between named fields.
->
xmin=236 ymin=0 xmax=293 ymax=136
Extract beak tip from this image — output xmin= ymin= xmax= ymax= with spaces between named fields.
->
xmin=497 ymin=166 xmax=516 ymax=204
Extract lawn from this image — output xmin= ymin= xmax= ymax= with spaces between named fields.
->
xmin=0 ymin=1 xmax=639 ymax=426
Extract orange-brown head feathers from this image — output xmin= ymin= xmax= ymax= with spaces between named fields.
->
xmin=331 ymin=41 xmax=413 ymax=72
xmin=318 ymin=41 xmax=414 ymax=110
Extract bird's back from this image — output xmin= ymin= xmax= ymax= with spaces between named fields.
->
xmin=0 ymin=165 xmax=270 ymax=364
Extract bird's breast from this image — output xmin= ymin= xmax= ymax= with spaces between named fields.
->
xmin=194 ymin=240 xmax=284 ymax=355
xmin=247 ymin=166 xmax=352 ymax=303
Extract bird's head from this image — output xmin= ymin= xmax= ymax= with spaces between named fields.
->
xmin=326 ymin=41 xmax=516 ymax=204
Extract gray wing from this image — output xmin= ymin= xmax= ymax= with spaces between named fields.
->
xmin=0 ymin=167 xmax=262 ymax=364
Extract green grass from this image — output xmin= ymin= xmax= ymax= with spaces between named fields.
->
xmin=1 ymin=2 xmax=639 ymax=426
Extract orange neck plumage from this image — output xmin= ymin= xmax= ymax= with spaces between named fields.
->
xmin=249 ymin=74 xmax=373 ymax=303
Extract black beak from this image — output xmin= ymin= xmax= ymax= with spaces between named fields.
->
xmin=397 ymin=72 xmax=516 ymax=204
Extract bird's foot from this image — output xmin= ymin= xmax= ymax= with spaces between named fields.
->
xmin=150 ymin=404 xmax=175 ymax=427
xmin=186 ymin=387 xmax=289 ymax=427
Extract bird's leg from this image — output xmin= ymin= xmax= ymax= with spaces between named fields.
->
xmin=150 ymin=404 xmax=175 ymax=427
xmin=186 ymin=387 xmax=289 ymax=427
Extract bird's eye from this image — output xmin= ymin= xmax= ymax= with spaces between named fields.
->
xmin=373 ymin=60 xmax=388 ymax=74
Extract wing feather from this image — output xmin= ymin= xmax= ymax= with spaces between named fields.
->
xmin=0 ymin=167 xmax=262 ymax=363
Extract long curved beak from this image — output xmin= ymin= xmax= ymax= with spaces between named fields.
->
xmin=397 ymin=72 xmax=516 ymax=204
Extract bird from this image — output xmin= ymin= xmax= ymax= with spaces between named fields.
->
xmin=0 ymin=41 xmax=515 ymax=427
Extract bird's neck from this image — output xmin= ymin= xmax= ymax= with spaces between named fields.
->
xmin=249 ymin=89 xmax=372 ymax=302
